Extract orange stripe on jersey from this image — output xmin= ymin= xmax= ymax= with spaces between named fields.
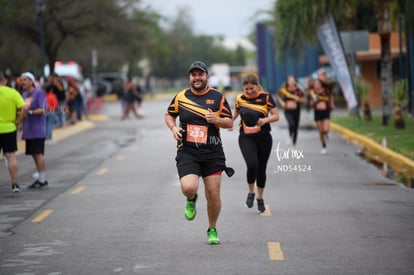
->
xmin=236 ymin=91 xmax=275 ymax=116
xmin=168 ymin=89 xmax=187 ymax=115
xmin=219 ymin=96 xmax=232 ymax=118
xmin=180 ymin=104 xmax=207 ymax=119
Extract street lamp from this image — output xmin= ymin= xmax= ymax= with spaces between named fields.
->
xmin=35 ymin=0 xmax=46 ymax=78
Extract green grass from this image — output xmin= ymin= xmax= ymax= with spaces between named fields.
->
xmin=331 ymin=114 xmax=414 ymax=160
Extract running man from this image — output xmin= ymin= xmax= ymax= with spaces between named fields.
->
xmin=165 ymin=61 xmax=233 ymax=244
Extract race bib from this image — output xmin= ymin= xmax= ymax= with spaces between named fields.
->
xmin=242 ymin=122 xmax=261 ymax=135
xmin=285 ymin=100 xmax=297 ymax=110
xmin=186 ymin=124 xmax=208 ymax=144
xmin=316 ymin=101 xmax=327 ymax=111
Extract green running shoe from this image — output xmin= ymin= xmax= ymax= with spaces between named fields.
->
xmin=207 ymin=228 xmax=220 ymax=245
xmin=184 ymin=194 xmax=197 ymax=220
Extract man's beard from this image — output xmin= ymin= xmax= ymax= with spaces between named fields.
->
xmin=191 ymin=80 xmax=207 ymax=92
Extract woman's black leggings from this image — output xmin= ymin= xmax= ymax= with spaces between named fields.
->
xmin=238 ymin=133 xmax=273 ymax=188
xmin=285 ymin=108 xmax=301 ymax=145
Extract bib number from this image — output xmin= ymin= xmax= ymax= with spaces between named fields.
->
xmin=186 ymin=124 xmax=208 ymax=144
xmin=285 ymin=100 xmax=297 ymax=110
xmin=242 ymin=122 xmax=261 ymax=134
xmin=316 ymin=101 xmax=327 ymax=111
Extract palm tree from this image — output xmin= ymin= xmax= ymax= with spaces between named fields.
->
xmin=374 ymin=0 xmax=393 ymax=126
xmin=355 ymin=78 xmax=373 ymax=122
xmin=272 ymin=0 xmax=405 ymax=126
xmin=392 ymin=78 xmax=408 ymax=129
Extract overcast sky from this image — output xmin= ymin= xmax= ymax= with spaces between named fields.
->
xmin=142 ymin=0 xmax=275 ymax=38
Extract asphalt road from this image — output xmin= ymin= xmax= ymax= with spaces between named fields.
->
xmin=1 ymin=98 xmax=413 ymax=275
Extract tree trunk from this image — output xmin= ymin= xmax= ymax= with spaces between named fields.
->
xmin=375 ymin=0 xmax=393 ymax=126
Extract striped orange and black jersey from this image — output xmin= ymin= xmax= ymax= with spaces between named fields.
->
xmin=278 ymin=86 xmax=304 ymax=100
xmin=310 ymin=88 xmax=331 ymax=102
xmin=167 ymin=87 xmax=232 ymax=154
xmin=235 ymin=90 xmax=276 ymax=136
xmin=278 ymin=86 xmax=304 ymax=111
xmin=310 ymin=88 xmax=332 ymax=112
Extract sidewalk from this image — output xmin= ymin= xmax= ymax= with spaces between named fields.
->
xmin=0 ymin=114 xmax=107 ymax=160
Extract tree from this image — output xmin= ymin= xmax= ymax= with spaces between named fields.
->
xmin=374 ymin=0 xmax=393 ymax=126
xmin=148 ymin=6 xmax=248 ymax=80
xmin=0 ymin=0 xmax=158 ymax=76
xmin=392 ymin=78 xmax=408 ymax=129
xmin=354 ymin=77 xmax=373 ymax=122
xmin=272 ymin=0 xmax=406 ymax=126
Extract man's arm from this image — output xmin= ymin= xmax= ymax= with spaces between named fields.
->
xmin=165 ymin=113 xmax=182 ymax=141
xmin=15 ymin=107 xmax=25 ymax=126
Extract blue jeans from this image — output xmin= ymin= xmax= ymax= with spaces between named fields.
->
xmin=46 ymin=111 xmax=57 ymax=140
xmin=57 ymin=103 xmax=66 ymax=127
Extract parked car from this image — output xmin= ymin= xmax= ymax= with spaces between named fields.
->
xmin=95 ymin=72 xmax=127 ymax=97
xmin=92 ymin=80 xmax=112 ymax=97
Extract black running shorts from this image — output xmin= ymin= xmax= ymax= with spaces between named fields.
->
xmin=25 ymin=138 xmax=45 ymax=155
xmin=175 ymin=149 xmax=226 ymax=179
xmin=0 ymin=131 xmax=18 ymax=153
xmin=314 ymin=109 xmax=331 ymax=121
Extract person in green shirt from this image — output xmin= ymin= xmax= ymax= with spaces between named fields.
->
xmin=0 ymin=71 xmax=26 ymax=192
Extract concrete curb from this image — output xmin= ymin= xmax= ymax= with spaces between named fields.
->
xmin=331 ymin=122 xmax=414 ymax=183
xmin=103 ymin=93 xmax=174 ymax=102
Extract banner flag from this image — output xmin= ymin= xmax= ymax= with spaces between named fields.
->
xmin=317 ymin=14 xmax=357 ymax=109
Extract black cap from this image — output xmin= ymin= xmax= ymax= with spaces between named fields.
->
xmin=188 ymin=61 xmax=208 ymax=74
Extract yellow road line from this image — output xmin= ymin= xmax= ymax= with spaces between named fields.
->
xmin=268 ymin=242 xmax=285 ymax=261
xmin=97 ymin=167 xmax=108 ymax=175
xmin=71 ymin=186 xmax=86 ymax=194
xmin=116 ymin=155 xmax=124 ymax=161
xmin=260 ymin=204 xmax=272 ymax=216
xmin=32 ymin=210 xmax=54 ymax=223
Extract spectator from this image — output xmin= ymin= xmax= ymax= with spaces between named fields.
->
xmin=65 ymin=80 xmax=80 ymax=124
xmin=0 ymin=71 xmax=26 ymax=192
xmin=20 ymin=72 xmax=49 ymax=189
xmin=121 ymin=75 xmax=139 ymax=120
xmin=46 ymin=74 xmax=66 ymax=127
xmin=45 ymin=82 xmax=59 ymax=144
xmin=72 ymin=78 xmax=88 ymax=121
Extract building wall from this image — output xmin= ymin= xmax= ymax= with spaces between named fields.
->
xmin=361 ymin=61 xmax=382 ymax=108
xmin=320 ymin=32 xmax=406 ymax=108
xmin=358 ymin=32 xmax=406 ymax=108
xmin=256 ymin=23 xmax=321 ymax=93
